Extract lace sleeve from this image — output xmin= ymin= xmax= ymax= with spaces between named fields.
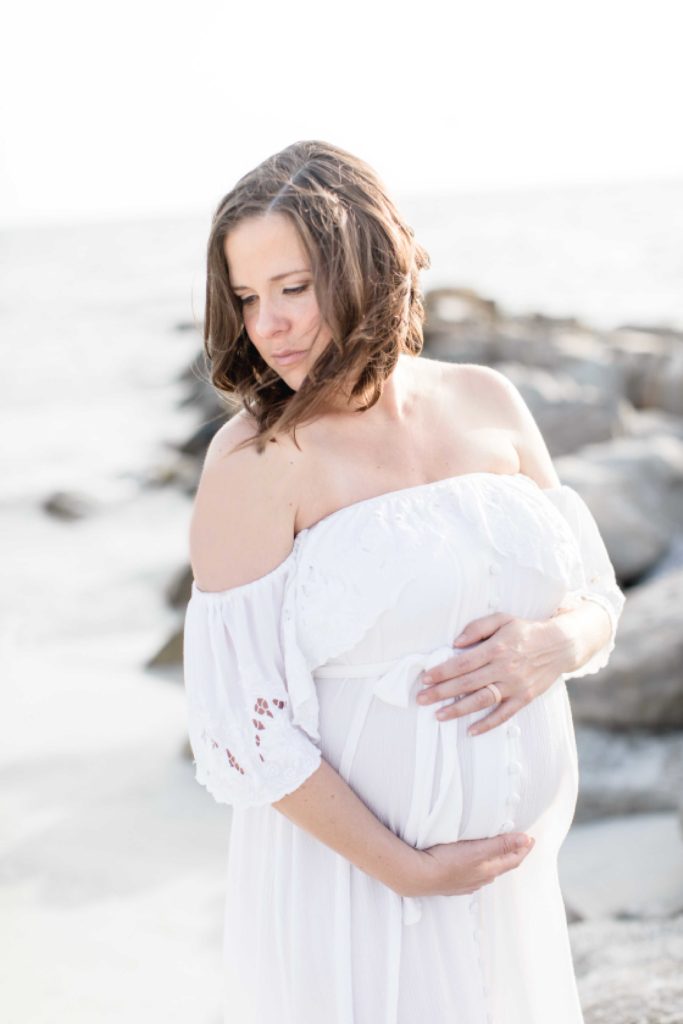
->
xmin=182 ymin=556 xmax=322 ymax=808
xmin=542 ymin=483 xmax=627 ymax=679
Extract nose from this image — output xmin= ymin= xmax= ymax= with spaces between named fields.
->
xmin=253 ymin=297 xmax=288 ymax=338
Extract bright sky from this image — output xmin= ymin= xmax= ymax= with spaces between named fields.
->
xmin=1 ymin=0 xmax=681 ymax=227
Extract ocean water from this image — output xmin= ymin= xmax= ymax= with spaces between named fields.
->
xmin=400 ymin=176 xmax=683 ymax=332
xmin=1 ymin=177 xmax=681 ymax=1021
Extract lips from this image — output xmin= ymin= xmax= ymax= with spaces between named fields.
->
xmin=272 ymin=349 xmax=307 ymax=366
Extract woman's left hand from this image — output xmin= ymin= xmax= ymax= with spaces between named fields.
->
xmin=416 ymin=612 xmax=575 ymax=736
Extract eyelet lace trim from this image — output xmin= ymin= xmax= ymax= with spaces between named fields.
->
xmin=191 ymin=695 xmax=322 ymax=808
xmin=200 ymin=696 xmax=290 ymax=772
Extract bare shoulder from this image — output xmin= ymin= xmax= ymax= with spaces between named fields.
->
xmin=189 ymin=410 xmax=302 ymax=592
xmin=436 ymin=360 xmax=561 ymax=487
xmin=433 ymin=359 xmax=516 ymax=407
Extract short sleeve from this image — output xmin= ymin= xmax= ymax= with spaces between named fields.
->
xmin=542 ymin=483 xmax=627 ymax=680
xmin=182 ymin=555 xmax=322 ymax=808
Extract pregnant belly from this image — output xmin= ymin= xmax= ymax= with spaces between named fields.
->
xmin=315 ymin=671 xmax=578 ymax=855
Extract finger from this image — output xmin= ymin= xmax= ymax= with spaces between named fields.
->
xmin=418 ymin=665 xmax=498 ymax=705
xmin=420 ymin=650 xmax=487 ymax=688
xmin=467 ymin=698 xmax=524 ymax=736
xmin=417 ymin=663 xmax=491 ymax=704
xmin=474 ymin=832 xmax=531 ymax=858
xmin=452 ymin=613 xmax=514 ymax=647
xmin=490 ymin=844 xmax=535 ymax=879
xmin=485 ymin=834 xmax=535 ymax=876
xmin=433 ymin=685 xmax=505 ymax=722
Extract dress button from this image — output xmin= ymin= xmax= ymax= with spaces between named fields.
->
xmin=506 ymin=723 xmax=521 ymax=739
xmin=508 ymin=760 xmax=522 ymax=776
xmin=507 ymin=790 xmax=521 ymax=806
xmin=488 ymin=563 xmax=501 ymax=575
xmin=499 ymin=820 xmax=514 ymax=832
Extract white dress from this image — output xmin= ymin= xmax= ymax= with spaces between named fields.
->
xmin=182 ymin=471 xmax=626 ymax=1024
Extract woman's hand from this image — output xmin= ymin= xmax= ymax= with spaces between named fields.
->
xmin=415 ymin=611 xmax=579 ymax=736
xmin=400 ymin=832 xmax=536 ymax=898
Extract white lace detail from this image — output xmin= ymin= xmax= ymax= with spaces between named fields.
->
xmin=191 ymin=702 xmax=322 ymax=808
xmin=184 ymin=574 xmax=322 ymax=809
xmin=290 ymin=474 xmax=589 ymax=671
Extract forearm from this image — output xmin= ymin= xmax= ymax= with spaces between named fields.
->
xmin=272 ymin=756 xmax=421 ymax=896
xmin=548 ymin=595 xmax=613 ymax=675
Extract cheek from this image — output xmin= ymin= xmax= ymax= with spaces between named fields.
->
xmin=300 ymin=299 xmax=330 ymax=340
xmin=241 ymin=306 xmax=255 ymax=329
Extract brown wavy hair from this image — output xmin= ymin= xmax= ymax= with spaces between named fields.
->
xmin=203 ymin=139 xmax=431 ymax=454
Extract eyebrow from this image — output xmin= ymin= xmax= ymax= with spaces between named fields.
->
xmin=231 ymin=269 xmax=311 ymax=292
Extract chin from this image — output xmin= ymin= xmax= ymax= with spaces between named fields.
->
xmin=285 ymin=371 xmax=306 ymax=392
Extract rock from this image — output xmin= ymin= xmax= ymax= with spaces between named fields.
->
xmin=576 ymin=487 xmax=668 ymax=583
xmin=640 ymin=350 xmax=683 ymax=417
xmin=422 ymin=312 xmax=616 ymax=389
xmin=174 ymin=320 xmax=202 ymax=333
xmin=423 ymin=286 xmax=499 ymax=327
xmin=555 ymin=435 xmax=683 ymax=581
xmin=544 ymin=329 xmax=625 ymax=394
xmin=176 ymin=419 xmax=223 ymax=457
xmin=574 ymin=726 xmax=683 ymax=822
xmin=641 ymin=533 xmax=683 ymax=582
xmin=494 ymin=325 xmax=625 ymax=395
xmin=139 ymin=454 xmax=201 ymax=494
xmin=606 ymin=328 xmax=672 ymax=407
xmin=166 ymin=565 xmax=193 ymax=609
xmin=614 ymin=325 xmax=683 ymax=344
xmin=570 ymin=915 xmax=683 ymax=1024
xmin=621 ymin=405 xmax=683 ymax=443
xmin=562 ymin=479 xmax=667 ymax=584
xmin=494 ymin=361 xmax=629 ymax=456
xmin=559 ymin=813 xmax=683 ymax=921
xmin=421 ymin=287 xmax=508 ymax=365
xmin=42 ymin=490 xmax=98 ymax=520
xmin=568 ymin=568 xmax=683 ymax=729
xmin=422 ymin=321 xmax=498 ymax=365
xmin=505 ymin=311 xmax=585 ymax=332
xmin=146 ymin=627 xmax=183 ymax=672
xmin=607 ymin=329 xmax=683 ymax=416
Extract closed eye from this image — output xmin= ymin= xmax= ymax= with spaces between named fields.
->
xmin=239 ymin=284 xmax=309 ymax=306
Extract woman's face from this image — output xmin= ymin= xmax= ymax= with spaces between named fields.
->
xmin=224 ymin=212 xmax=333 ymax=390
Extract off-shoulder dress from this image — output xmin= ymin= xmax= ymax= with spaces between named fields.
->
xmin=182 ymin=471 xmax=626 ymax=1024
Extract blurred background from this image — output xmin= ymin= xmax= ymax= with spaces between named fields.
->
xmin=1 ymin=1 xmax=682 ymax=1021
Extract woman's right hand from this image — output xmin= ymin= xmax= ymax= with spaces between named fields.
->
xmin=398 ymin=833 xmax=535 ymax=898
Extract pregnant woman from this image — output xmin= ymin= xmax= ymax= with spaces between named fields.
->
xmin=183 ymin=140 xmax=626 ymax=1023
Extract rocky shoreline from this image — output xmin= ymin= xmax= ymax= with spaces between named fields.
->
xmin=136 ymin=288 xmax=683 ymax=1023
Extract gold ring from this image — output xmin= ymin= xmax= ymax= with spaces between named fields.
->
xmin=485 ymin=683 xmax=502 ymax=705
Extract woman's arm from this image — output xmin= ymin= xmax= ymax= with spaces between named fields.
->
xmin=545 ymin=595 xmax=612 ymax=675
xmin=273 ymin=756 xmax=535 ymax=898
xmin=272 ymin=758 xmax=419 ymax=894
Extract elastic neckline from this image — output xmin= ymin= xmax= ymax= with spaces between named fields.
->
xmin=189 ymin=471 xmax=561 ymax=600
xmin=296 ymin=470 xmax=541 ymax=535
